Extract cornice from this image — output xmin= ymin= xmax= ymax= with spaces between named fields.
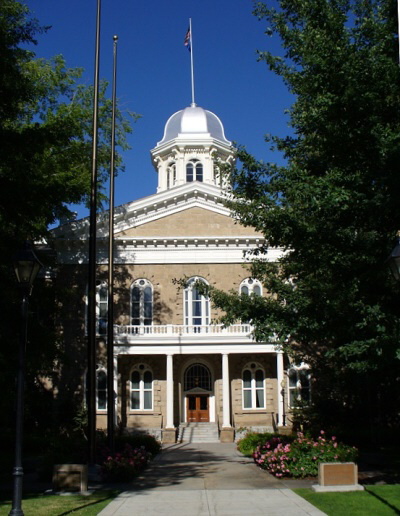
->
xmin=54 ymin=236 xmax=284 ymax=265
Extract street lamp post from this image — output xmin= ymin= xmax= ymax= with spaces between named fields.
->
xmin=10 ymin=242 xmax=42 ymax=516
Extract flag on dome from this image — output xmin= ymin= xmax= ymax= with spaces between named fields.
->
xmin=184 ymin=27 xmax=191 ymax=52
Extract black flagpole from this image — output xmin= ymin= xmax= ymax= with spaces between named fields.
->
xmin=87 ymin=0 xmax=101 ymax=466
xmin=107 ymin=35 xmax=118 ymax=453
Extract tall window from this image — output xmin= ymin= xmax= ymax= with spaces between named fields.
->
xmin=288 ymin=366 xmax=311 ymax=407
xmin=240 ymin=278 xmax=262 ymax=296
xmin=186 ymin=159 xmax=203 ymax=182
xmin=130 ymin=365 xmax=153 ymax=410
xmin=85 ymin=365 xmax=107 ymax=410
xmin=167 ymin=162 xmax=176 ymax=189
xmin=93 ymin=281 xmax=107 ymax=335
xmin=184 ymin=277 xmax=210 ymax=330
xmin=242 ymin=364 xmax=265 ymax=409
xmin=96 ymin=367 xmax=107 ymax=410
xmin=131 ymin=279 xmax=153 ymax=327
xmin=213 ymin=164 xmax=221 ymax=186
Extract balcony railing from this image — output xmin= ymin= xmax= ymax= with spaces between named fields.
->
xmin=114 ymin=323 xmax=253 ymax=336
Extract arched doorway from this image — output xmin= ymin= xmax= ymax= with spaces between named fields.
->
xmin=184 ymin=363 xmax=212 ymax=422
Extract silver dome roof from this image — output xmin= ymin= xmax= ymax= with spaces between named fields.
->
xmin=157 ymin=104 xmax=230 ymax=146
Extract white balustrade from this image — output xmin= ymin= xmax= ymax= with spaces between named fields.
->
xmin=115 ymin=323 xmax=253 ymax=336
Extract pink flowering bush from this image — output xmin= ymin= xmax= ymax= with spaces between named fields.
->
xmin=253 ymin=431 xmax=358 ymax=478
xmin=101 ymin=444 xmax=152 ymax=482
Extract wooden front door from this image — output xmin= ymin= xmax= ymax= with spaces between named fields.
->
xmin=187 ymin=394 xmax=209 ymax=422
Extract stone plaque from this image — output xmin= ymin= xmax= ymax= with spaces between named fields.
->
xmin=319 ymin=462 xmax=357 ymax=486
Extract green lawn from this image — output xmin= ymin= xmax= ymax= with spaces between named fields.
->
xmin=295 ymin=485 xmax=400 ymax=515
xmin=0 ymin=490 xmax=119 ymax=515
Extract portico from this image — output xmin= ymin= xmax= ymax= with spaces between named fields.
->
xmin=114 ymin=325 xmax=285 ymax=442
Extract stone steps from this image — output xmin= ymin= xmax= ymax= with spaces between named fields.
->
xmin=178 ymin=422 xmax=219 ymax=443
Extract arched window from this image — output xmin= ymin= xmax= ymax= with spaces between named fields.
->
xmin=240 ymin=278 xmax=262 ymax=297
xmin=130 ymin=365 xmax=153 ymax=410
xmin=184 ymin=277 xmax=210 ymax=331
xmin=131 ymin=279 xmax=153 ymax=327
xmin=184 ymin=363 xmax=212 ymax=391
xmin=288 ymin=365 xmax=311 ymax=407
xmin=242 ymin=363 xmax=265 ymax=409
xmin=167 ymin=162 xmax=176 ymax=189
xmin=186 ymin=159 xmax=203 ymax=182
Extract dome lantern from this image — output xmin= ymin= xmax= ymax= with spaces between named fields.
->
xmin=151 ymin=104 xmax=234 ymax=193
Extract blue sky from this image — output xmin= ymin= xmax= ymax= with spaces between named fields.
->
xmin=26 ymin=0 xmax=293 ymax=220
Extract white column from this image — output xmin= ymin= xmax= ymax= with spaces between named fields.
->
xmin=277 ymin=351 xmax=284 ymax=426
xmin=166 ymin=354 xmax=174 ymax=429
xmin=222 ymin=353 xmax=231 ymax=428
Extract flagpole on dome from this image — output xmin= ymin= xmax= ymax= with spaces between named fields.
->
xmin=184 ymin=19 xmax=196 ymax=106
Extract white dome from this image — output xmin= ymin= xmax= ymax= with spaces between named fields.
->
xmin=157 ymin=104 xmax=230 ymax=146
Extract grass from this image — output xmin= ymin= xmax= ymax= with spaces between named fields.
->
xmin=294 ymin=485 xmax=400 ymax=515
xmin=0 ymin=489 xmax=120 ymax=515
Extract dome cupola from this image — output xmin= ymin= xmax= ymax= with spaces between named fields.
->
xmin=157 ymin=104 xmax=230 ymax=146
xmin=151 ymin=104 xmax=234 ymax=193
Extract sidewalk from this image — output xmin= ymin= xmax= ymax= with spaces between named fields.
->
xmin=98 ymin=442 xmax=326 ymax=515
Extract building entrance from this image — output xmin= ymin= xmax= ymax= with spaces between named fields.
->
xmin=187 ymin=394 xmax=209 ymax=422
xmin=184 ymin=363 xmax=212 ymax=422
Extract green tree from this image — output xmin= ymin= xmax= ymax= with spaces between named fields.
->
xmin=0 ymin=1 xmax=135 ymax=251
xmin=0 ymin=0 xmax=135 ymax=452
xmin=209 ymin=0 xmax=400 ymax=443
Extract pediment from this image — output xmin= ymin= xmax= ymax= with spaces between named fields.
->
xmin=115 ymin=206 xmax=259 ymax=238
xmin=52 ymin=182 xmax=236 ymax=240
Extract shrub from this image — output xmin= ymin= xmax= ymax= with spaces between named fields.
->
xmin=97 ymin=432 xmax=161 ymax=461
xmin=253 ymin=431 xmax=358 ymax=478
xmin=37 ymin=430 xmax=88 ymax=480
xmin=237 ymin=431 xmax=295 ymax=456
xmin=115 ymin=433 xmax=161 ymax=458
xmin=101 ymin=444 xmax=152 ymax=482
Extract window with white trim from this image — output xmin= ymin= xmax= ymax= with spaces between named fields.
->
xmin=167 ymin=162 xmax=176 ymax=189
xmin=184 ymin=277 xmax=210 ymax=330
xmin=84 ymin=365 xmax=107 ymax=410
xmin=288 ymin=365 xmax=311 ymax=407
xmin=242 ymin=363 xmax=265 ymax=409
xmin=186 ymin=159 xmax=203 ymax=182
xmin=130 ymin=365 xmax=153 ymax=410
xmin=131 ymin=279 xmax=153 ymax=327
xmin=240 ymin=278 xmax=262 ymax=296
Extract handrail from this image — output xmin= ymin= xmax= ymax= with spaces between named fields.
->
xmin=114 ymin=323 xmax=253 ymax=336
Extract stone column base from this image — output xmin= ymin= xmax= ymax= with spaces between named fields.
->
xmin=162 ymin=428 xmax=176 ymax=444
xmin=220 ymin=427 xmax=235 ymax=443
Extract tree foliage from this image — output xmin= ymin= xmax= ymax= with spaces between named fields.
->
xmin=0 ymin=0 xmax=135 ymax=252
xmin=210 ymin=0 xmax=400 ymax=442
xmin=0 ymin=0 xmax=135 ymax=443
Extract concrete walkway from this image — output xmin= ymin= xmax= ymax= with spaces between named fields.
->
xmin=98 ymin=442 xmax=326 ymax=516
